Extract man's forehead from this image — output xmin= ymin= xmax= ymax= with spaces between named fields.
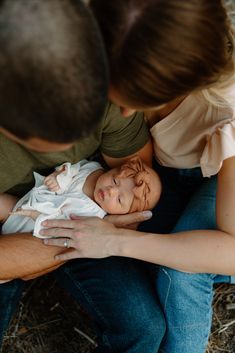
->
xmin=0 ymin=128 xmax=74 ymax=152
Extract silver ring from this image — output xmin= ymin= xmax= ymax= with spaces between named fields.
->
xmin=63 ymin=239 xmax=69 ymax=248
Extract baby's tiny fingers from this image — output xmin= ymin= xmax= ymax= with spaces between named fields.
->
xmin=49 ymin=185 xmax=60 ymax=192
xmin=45 ymin=179 xmax=54 ymax=186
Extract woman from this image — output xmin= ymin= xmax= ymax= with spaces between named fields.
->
xmin=42 ymin=1 xmax=235 ymax=352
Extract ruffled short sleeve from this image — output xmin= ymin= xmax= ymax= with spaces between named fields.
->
xmin=200 ymin=119 xmax=235 ymax=177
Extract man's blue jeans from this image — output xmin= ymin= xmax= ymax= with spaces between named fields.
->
xmin=140 ymin=163 xmax=231 ymax=353
xmin=0 ymin=257 xmax=165 ymax=352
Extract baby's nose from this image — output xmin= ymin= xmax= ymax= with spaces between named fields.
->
xmin=109 ymin=185 xmax=118 ymax=196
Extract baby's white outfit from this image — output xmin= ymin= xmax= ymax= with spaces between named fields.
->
xmin=2 ymin=160 xmax=106 ymax=237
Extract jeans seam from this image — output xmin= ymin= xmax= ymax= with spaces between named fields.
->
xmin=62 ymin=268 xmax=112 ymax=352
xmin=160 ymin=268 xmax=171 ymax=311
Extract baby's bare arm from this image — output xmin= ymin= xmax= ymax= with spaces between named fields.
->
xmin=11 ymin=209 xmax=41 ymax=220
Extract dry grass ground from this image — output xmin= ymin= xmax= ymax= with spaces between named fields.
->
xmin=1 ymin=276 xmax=97 ymax=353
xmin=1 ymin=278 xmax=235 ymax=353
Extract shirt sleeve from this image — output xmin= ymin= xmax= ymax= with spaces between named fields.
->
xmin=200 ymin=119 xmax=235 ymax=177
xmin=100 ymin=103 xmax=150 ymax=158
xmin=56 ymin=162 xmax=80 ymax=194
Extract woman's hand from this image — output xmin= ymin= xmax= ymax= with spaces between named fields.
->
xmin=105 ymin=210 xmax=152 ymax=229
xmin=41 ymin=216 xmax=122 ymax=260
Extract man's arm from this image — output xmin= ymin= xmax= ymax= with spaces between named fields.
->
xmin=0 ymin=193 xmax=18 ymax=222
xmin=102 ymin=139 xmax=153 ymax=168
xmin=0 ymin=233 xmax=65 ymax=281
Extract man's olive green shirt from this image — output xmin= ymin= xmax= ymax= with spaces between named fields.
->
xmin=0 ymin=104 xmax=149 ymax=196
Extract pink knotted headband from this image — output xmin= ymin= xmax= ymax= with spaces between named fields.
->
xmin=117 ymin=156 xmax=152 ymax=212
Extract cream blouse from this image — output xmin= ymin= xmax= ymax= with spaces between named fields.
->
xmin=150 ymin=91 xmax=235 ymax=177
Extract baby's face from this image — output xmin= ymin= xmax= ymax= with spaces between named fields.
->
xmin=94 ymin=168 xmax=135 ymax=214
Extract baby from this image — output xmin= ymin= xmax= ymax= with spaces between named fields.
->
xmin=2 ymin=156 xmax=161 ymax=237
xmin=0 ymin=156 xmax=161 ymax=282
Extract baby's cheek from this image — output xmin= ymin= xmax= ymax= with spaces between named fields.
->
xmin=102 ymin=202 xmax=119 ymax=215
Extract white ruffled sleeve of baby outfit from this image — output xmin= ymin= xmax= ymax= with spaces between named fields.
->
xmin=55 ymin=162 xmax=80 ymax=194
xmin=200 ymin=119 xmax=235 ymax=177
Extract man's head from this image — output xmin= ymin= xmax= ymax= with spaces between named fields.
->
xmin=0 ymin=0 xmax=108 ymax=148
xmin=94 ymin=156 xmax=161 ymax=214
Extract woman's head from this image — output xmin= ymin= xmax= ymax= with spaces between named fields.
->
xmin=91 ymin=0 xmax=234 ymax=110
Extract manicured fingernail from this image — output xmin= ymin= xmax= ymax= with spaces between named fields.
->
xmin=142 ymin=211 xmax=152 ymax=219
xmin=55 ymin=256 xmax=59 ymax=260
xmin=41 ymin=221 xmax=47 ymax=226
xmin=43 ymin=239 xmax=48 ymax=244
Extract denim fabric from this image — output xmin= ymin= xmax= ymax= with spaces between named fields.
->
xmin=141 ymin=162 xmax=231 ymax=353
xmin=55 ymin=257 xmax=165 ymax=352
xmin=0 ymin=257 xmax=165 ymax=353
xmin=0 ymin=279 xmax=25 ymax=343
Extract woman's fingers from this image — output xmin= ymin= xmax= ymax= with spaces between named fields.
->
xmin=40 ymin=227 xmax=76 ymax=238
xmin=41 ymin=218 xmax=79 ymax=230
xmin=41 ymin=216 xmax=99 ymax=230
xmin=41 ymin=216 xmax=120 ymax=258
xmin=105 ymin=211 xmax=152 ymax=228
xmin=43 ymin=237 xmax=75 ymax=248
xmin=55 ymin=249 xmax=80 ymax=261
xmin=40 ymin=217 xmax=98 ymax=241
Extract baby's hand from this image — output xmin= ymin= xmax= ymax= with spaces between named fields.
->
xmin=44 ymin=172 xmax=60 ymax=191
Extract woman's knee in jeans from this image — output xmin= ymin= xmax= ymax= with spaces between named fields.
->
xmin=156 ymin=267 xmax=214 ymax=322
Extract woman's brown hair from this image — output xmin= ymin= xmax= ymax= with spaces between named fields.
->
xmin=90 ymin=0 xmax=234 ymax=108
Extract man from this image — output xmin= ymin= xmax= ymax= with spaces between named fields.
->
xmin=0 ymin=1 xmax=165 ymax=352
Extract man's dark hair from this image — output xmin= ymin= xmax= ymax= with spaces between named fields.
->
xmin=0 ymin=0 xmax=108 ymax=142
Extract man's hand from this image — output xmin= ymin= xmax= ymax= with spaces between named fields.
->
xmin=0 ymin=233 xmax=65 ymax=280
